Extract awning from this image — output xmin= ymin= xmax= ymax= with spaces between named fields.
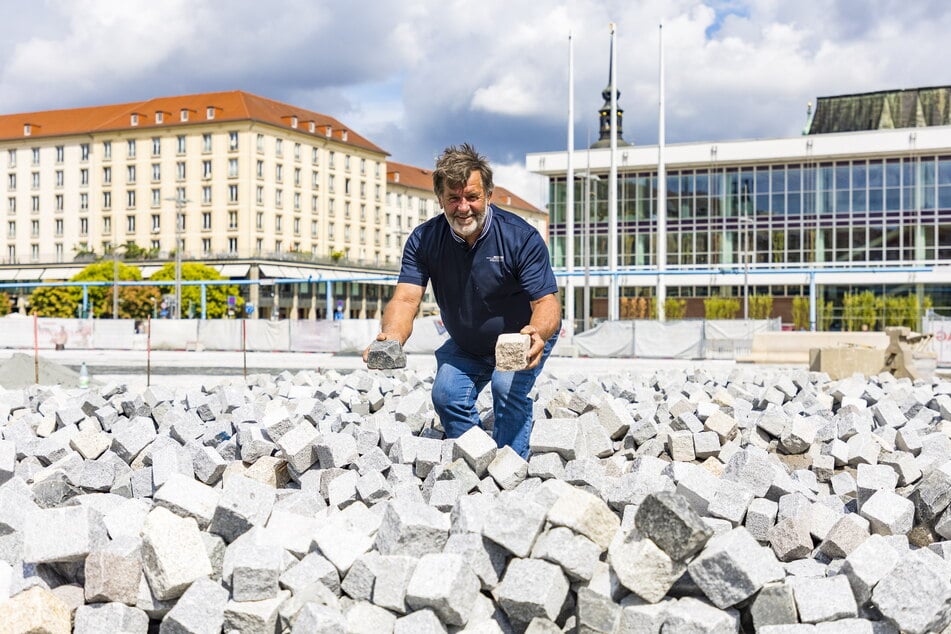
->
xmin=217 ymin=263 xmax=250 ymax=278
xmin=15 ymin=268 xmax=44 ymax=281
xmin=40 ymin=267 xmax=83 ymax=280
xmin=0 ymin=269 xmax=20 ymax=281
xmin=140 ymin=265 xmax=163 ymax=279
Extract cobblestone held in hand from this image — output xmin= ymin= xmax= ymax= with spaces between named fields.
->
xmin=1 ymin=365 xmax=951 ymax=632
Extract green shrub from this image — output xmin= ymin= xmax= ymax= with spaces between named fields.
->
xmin=749 ymin=294 xmax=773 ymax=320
xmin=704 ymin=297 xmax=740 ymax=319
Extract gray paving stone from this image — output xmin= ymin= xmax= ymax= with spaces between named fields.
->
xmin=405 ymin=552 xmax=481 ymax=626
xmin=393 ymin=608 xmax=448 ymax=634
xmin=662 ymin=597 xmax=740 ymax=634
xmin=487 ymin=445 xmax=529 ymax=490
xmin=687 ymin=527 xmax=785 ymax=608
xmin=819 ymin=513 xmax=871 ymax=559
xmin=750 ymin=582 xmax=799 ymax=630
xmin=375 ymin=497 xmax=450 ymax=557
xmin=444 ymin=532 xmax=507 ymax=590
xmin=141 ymin=507 xmax=213 ymax=601
xmin=634 ymin=490 xmax=713 ymax=561
xmin=768 ymin=516 xmax=814 ymax=562
xmin=83 ymin=535 xmax=142 ymax=605
xmin=840 ymin=534 xmax=900 ymax=605
xmin=74 ymin=602 xmax=149 ymax=634
xmin=158 ymin=577 xmax=229 ymax=634
xmin=482 ymin=494 xmax=547 ymax=557
xmin=452 ymin=425 xmax=497 ymax=477
xmin=23 ymin=505 xmax=107 ymax=564
xmin=496 ymin=557 xmax=570 ymax=626
xmin=546 ymin=484 xmax=620 ymax=550
xmin=208 ymin=473 xmax=276 ymax=543
xmin=290 ymin=602 xmax=347 ymax=634
xmin=789 ymin=574 xmax=858 ymax=624
xmin=367 ymin=339 xmax=407 ymax=369
xmin=608 ymin=533 xmax=685 ymax=603
xmin=279 ymin=551 xmax=340 ymax=595
xmin=530 ymin=525 xmax=601 ymax=582
xmin=860 ymin=489 xmax=915 ymax=535
xmin=872 ymin=553 xmax=951 ymax=634
xmin=222 ymin=590 xmax=289 ymax=634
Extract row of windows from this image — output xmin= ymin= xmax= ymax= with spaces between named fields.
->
xmin=550 ymin=222 xmax=951 ymax=269
xmin=550 ymin=156 xmax=951 ymax=223
xmin=7 ymin=134 xmax=384 ymax=180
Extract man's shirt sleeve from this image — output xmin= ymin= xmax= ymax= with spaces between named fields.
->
xmin=397 ymin=227 xmax=429 ymax=287
xmin=516 ymin=230 xmax=559 ymax=301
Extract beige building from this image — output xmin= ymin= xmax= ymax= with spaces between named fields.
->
xmin=0 ymin=91 xmax=546 ymax=319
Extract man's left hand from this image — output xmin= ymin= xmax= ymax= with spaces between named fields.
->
xmin=519 ymin=325 xmax=545 ymax=370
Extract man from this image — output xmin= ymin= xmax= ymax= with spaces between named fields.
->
xmin=365 ymin=144 xmax=561 ymax=458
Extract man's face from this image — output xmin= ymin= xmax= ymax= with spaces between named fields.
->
xmin=439 ymin=171 xmax=489 ymax=244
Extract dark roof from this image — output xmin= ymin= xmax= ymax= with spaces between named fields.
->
xmin=807 ymin=86 xmax=951 ymax=135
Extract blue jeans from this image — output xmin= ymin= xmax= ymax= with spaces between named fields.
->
xmin=432 ymin=333 xmax=557 ymax=459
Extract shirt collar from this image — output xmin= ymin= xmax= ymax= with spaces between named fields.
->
xmin=449 ymin=205 xmax=493 ymax=246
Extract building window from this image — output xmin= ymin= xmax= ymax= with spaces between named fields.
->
xmin=131 ymin=113 xmax=139 ymax=126
xmin=311 ymin=220 xmax=317 ymax=237
xmin=345 ymin=154 xmax=351 ymax=171
xmin=180 ymin=109 xmax=189 ymax=122
xmin=202 ymin=212 xmax=212 ymax=230
xmin=55 ymin=194 xmax=64 ymax=211
xmin=294 ymin=192 xmax=301 ymax=211
xmin=203 ymin=160 xmax=212 ymax=179
xmin=80 ymin=144 xmax=89 ymax=161
xmin=229 ymin=131 xmax=239 ymax=151
xmin=127 ymin=140 xmax=136 ymax=158
xmin=328 ymin=151 xmax=335 ymax=168
xmin=103 ymin=191 xmax=112 ymax=209
xmin=155 ymin=111 xmax=164 ymax=124
xmin=228 ymin=237 xmax=238 ymax=253
xmin=80 ymin=168 xmax=89 ymax=186
xmin=80 ymin=218 xmax=88 ymax=235
xmin=256 ymin=238 xmax=263 ymax=253
xmin=55 ymin=243 xmax=63 ymax=261
xmin=293 ymin=217 xmax=300 ymax=234
xmin=7 ymin=198 xmax=14 ymax=213
xmin=56 ymin=146 xmax=65 ymax=163
xmin=152 ymin=214 xmax=160 ymax=232
xmin=202 ymin=237 xmax=211 ymax=253
xmin=202 ymin=186 xmax=211 ymax=204
xmin=151 ymin=189 xmax=161 ymax=207
xmin=31 ymin=220 xmax=39 ymax=237
xmin=275 ymin=189 xmax=283 ymax=208
xmin=31 ymin=196 xmax=39 ymax=212
xmin=151 ymin=239 xmax=160 ymax=252
xmin=31 ymin=172 xmax=39 ymax=189
xmin=55 ymin=170 xmax=64 ymax=187
xmin=228 ymin=158 xmax=239 ymax=178
xmin=311 ymin=195 xmax=318 ymax=212
xmin=176 ymin=186 xmax=186 ymax=202
xmin=275 ymin=215 xmax=283 ymax=232
xmin=256 ymin=212 xmax=263 ymax=230
xmin=275 ymin=139 xmax=283 ymax=157
xmin=256 ymin=134 xmax=264 ymax=153
xmin=328 ymin=175 xmax=335 ymax=192
xmin=103 ymin=141 xmax=112 ymax=160
xmin=256 ymin=186 xmax=263 ymax=204
xmin=229 ymin=184 xmax=239 ymax=203
xmin=103 ymin=166 xmax=112 ymax=184
xmin=256 ymin=160 xmax=264 ymax=179
xmin=80 ymin=193 xmax=88 ymax=210
xmin=152 ymin=137 xmax=161 ymax=156
xmin=6 ymin=245 xmax=13 ymax=261
xmin=32 ymin=148 xmax=40 ymax=165
xmin=294 ymin=143 xmax=301 ymax=161
xmin=127 ymin=165 xmax=136 ymax=184
xmin=275 ymin=240 xmax=282 ymax=252
xmin=31 ymin=244 xmax=38 ymax=261
xmin=7 ymin=174 xmax=15 ymax=191
xmin=202 ymin=134 xmax=212 ymax=153
xmin=275 ymin=164 xmax=283 ymax=182
xmin=294 ymin=168 xmax=301 ymax=186
xmin=345 ymin=178 xmax=351 ymax=195
xmin=6 ymin=221 xmax=14 ymax=238
xmin=312 ymin=147 xmax=319 ymax=164
xmin=126 ymin=215 xmax=135 ymax=232
xmin=176 ymin=162 xmax=186 ymax=180
xmin=228 ymin=210 xmax=238 ymax=229
xmin=328 ymin=222 xmax=335 ymax=239
xmin=55 ymin=218 xmax=63 ymax=236
xmin=206 ymin=107 xmax=216 ymax=120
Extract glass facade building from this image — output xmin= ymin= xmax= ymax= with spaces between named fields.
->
xmin=528 ymin=125 xmax=951 ymax=325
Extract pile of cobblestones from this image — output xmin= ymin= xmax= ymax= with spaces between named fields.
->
xmin=1 ymin=364 xmax=951 ymax=633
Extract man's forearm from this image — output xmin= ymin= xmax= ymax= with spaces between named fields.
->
xmin=529 ymin=294 xmax=562 ymax=342
xmin=380 ymin=298 xmax=419 ymax=345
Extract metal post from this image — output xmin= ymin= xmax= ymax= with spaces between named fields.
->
xmin=583 ymin=174 xmax=591 ymax=332
xmin=165 ymin=195 xmax=191 ymax=320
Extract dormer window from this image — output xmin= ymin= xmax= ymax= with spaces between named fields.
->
xmin=206 ymin=106 xmax=216 ymax=120
xmin=155 ymin=111 xmax=164 ymax=124
xmin=325 ymin=125 xmax=333 ymax=137
xmin=291 ymin=116 xmax=298 ymax=129
xmin=308 ymin=121 xmax=316 ymax=133
xmin=131 ymin=113 xmax=139 ymax=126
xmin=180 ymin=109 xmax=189 ymax=122
xmin=23 ymin=124 xmax=31 ymax=136
xmin=341 ymin=130 xmax=348 ymax=142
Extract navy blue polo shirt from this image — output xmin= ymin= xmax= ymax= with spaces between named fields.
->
xmin=399 ymin=205 xmax=558 ymax=357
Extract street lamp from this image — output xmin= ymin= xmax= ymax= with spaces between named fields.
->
xmin=164 ymin=195 xmax=191 ymax=319
xmin=740 ymin=183 xmax=753 ymax=320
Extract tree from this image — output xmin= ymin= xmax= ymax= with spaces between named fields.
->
xmin=72 ymin=261 xmax=149 ymax=318
xmin=749 ymin=294 xmax=773 ymax=320
xmin=29 ymin=285 xmax=82 ymax=317
xmin=842 ymin=291 xmax=881 ymax=331
xmin=704 ymin=297 xmax=740 ymax=319
xmin=149 ymin=262 xmax=242 ymax=318
xmin=0 ymin=291 xmax=12 ymax=316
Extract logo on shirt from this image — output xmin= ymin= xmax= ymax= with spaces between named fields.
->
xmin=486 ymin=255 xmax=504 ymax=263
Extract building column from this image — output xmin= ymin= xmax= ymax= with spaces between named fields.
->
xmin=249 ymin=264 xmax=260 ymax=320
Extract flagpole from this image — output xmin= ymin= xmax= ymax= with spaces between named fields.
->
xmin=608 ymin=22 xmax=619 ymax=321
xmin=565 ymin=31 xmax=576 ymax=339
xmin=656 ymin=23 xmax=668 ymax=322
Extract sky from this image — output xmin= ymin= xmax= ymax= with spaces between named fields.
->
xmin=1 ymin=0 xmax=949 ymax=208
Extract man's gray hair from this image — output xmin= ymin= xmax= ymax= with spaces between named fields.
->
xmin=432 ymin=143 xmax=494 ymax=198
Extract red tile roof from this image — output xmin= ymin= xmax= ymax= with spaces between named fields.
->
xmin=0 ymin=90 xmax=387 ymax=155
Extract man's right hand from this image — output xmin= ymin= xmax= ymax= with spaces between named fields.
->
xmin=363 ymin=332 xmax=394 ymax=364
